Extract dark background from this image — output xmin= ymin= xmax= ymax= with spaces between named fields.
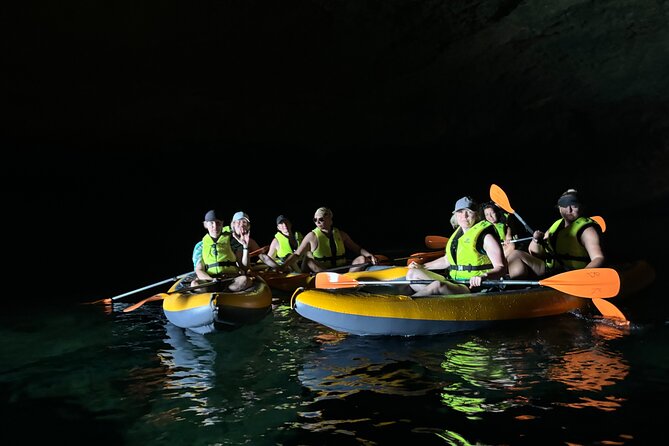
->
xmin=6 ymin=1 xmax=668 ymax=300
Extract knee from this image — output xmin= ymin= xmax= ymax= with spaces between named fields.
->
xmin=406 ymin=268 xmax=420 ymax=280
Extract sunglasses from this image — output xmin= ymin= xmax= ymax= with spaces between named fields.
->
xmin=313 ymin=217 xmax=326 ymax=223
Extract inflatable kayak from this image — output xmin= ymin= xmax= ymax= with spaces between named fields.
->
xmin=163 ymin=276 xmax=273 ymax=335
xmin=291 ymin=260 xmax=654 ymax=337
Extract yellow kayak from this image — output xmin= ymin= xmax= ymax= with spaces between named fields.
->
xmin=292 ymin=260 xmax=654 ymax=337
xmin=163 ymin=276 xmax=273 ymax=334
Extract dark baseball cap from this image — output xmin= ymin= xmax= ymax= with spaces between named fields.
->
xmin=204 ymin=210 xmax=223 ymax=222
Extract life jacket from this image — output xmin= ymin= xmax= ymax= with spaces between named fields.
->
xmin=201 ymin=226 xmax=238 ymax=276
xmin=544 ymin=217 xmax=600 ymax=270
xmin=446 ymin=220 xmax=497 ymax=280
xmin=275 ymin=231 xmax=304 ymax=262
xmin=492 ymin=222 xmax=506 ymax=242
xmin=312 ymin=227 xmax=347 ymax=267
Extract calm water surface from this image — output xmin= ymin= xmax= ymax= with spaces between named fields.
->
xmin=2 ymin=281 xmax=667 ymax=445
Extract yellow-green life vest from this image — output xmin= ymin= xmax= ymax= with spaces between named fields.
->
xmin=201 ymin=226 xmax=238 ymax=276
xmin=275 ymin=231 xmax=303 ymax=262
xmin=312 ymin=227 xmax=347 ymax=267
xmin=445 ymin=220 xmax=497 ymax=280
xmin=493 ymin=222 xmax=506 ymax=242
xmin=545 ymin=217 xmax=599 ymax=270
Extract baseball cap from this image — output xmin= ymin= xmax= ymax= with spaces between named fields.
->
xmin=453 ymin=196 xmax=477 ymax=214
xmin=204 ymin=210 xmax=223 ymax=222
xmin=232 ymin=211 xmax=250 ymax=222
xmin=557 ymin=189 xmax=581 ymax=207
xmin=276 ymin=215 xmax=289 ymax=225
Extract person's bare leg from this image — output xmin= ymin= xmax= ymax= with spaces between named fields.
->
xmin=227 ymin=275 xmax=251 ymax=292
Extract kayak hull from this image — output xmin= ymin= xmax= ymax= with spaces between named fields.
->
xmin=163 ymin=277 xmax=272 ymax=334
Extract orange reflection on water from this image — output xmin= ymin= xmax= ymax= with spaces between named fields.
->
xmin=593 ymin=320 xmax=631 ymax=340
xmin=549 ymin=349 xmax=629 ymax=391
xmin=549 ymin=347 xmax=629 ymax=411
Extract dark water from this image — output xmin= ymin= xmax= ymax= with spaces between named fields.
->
xmin=2 ymin=280 xmax=667 ymax=446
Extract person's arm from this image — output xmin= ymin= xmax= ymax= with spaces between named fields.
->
xmin=421 ymin=255 xmax=449 ymax=270
xmin=282 ymin=233 xmax=314 ymax=269
xmin=469 ymin=234 xmax=507 ymax=288
xmin=266 ymin=238 xmax=279 ymax=259
xmin=259 ymin=253 xmax=280 ymax=269
xmin=341 ymin=230 xmax=377 ymax=264
xmin=528 ymin=230 xmax=547 ymax=256
xmin=237 ymin=232 xmax=252 ymax=267
xmin=580 ymin=226 xmax=605 ymax=268
xmin=502 ymin=226 xmax=516 ymax=254
xmin=195 ymin=259 xmax=212 ymax=280
xmin=504 ymin=227 xmax=514 ymax=245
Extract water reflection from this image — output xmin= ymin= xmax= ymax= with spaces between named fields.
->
xmin=297 ymin=317 xmax=632 ymax=443
xmin=437 ymin=320 xmax=631 ymax=418
xmin=298 ymin=332 xmax=446 ymax=401
xmin=157 ymin=322 xmax=219 ymax=424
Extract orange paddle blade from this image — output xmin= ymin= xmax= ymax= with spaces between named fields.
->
xmin=592 ymin=298 xmax=628 ymax=323
xmin=591 ymin=216 xmax=606 ymax=233
xmin=84 ymin=298 xmax=112 ymax=305
xmin=539 ymin=268 xmax=620 ymax=298
xmin=407 ymin=250 xmax=443 ymax=265
xmin=425 ymin=235 xmax=448 ymax=249
xmin=490 ymin=184 xmax=514 ymax=214
xmin=315 ymin=272 xmax=360 ymax=289
xmin=122 ymin=294 xmax=166 ymax=313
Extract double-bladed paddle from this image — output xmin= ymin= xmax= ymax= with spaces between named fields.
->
xmin=491 ymin=184 xmax=607 ymax=236
xmin=490 ymin=184 xmax=534 ymax=235
xmin=89 ymin=245 xmax=269 ymax=305
xmin=86 ymin=271 xmax=194 ymax=305
xmin=315 ymin=268 xmax=620 ymax=299
xmin=506 ymin=216 xmax=607 ymax=245
xmin=487 ymin=184 xmax=625 ymax=321
xmin=122 ymin=278 xmax=237 ymax=313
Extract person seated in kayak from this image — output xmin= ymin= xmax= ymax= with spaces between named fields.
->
xmin=266 ymin=215 xmax=305 ymax=273
xmin=228 ymin=210 xmax=285 ymax=272
xmin=506 ymin=189 xmax=605 ymax=279
xmin=190 ymin=209 xmax=254 ymax=292
xmin=406 ymin=196 xmax=508 ymax=296
xmin=481 ymin=201 xmax=517 ymax=257
xmin=191 ymin=211 xmax=284 ymax=273
xmin=282 ymin=206 xmax=378 ymax=273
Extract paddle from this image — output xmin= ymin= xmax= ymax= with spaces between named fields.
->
xmin=592 ymin=298 xmax=628 ymax=323
xmin=425 ymin=235 xmax=448 ymax=249
xmin=490 ymin=184 xmax=534 ymax=235
xmin=122 ymin=294 xmax=168 ymax=313
xmin=322 ymin=255 xmax=391 ymax=272
xmin=86 ymin=271 xmax=194 ymax=304
xmin=398 ymin=250 xmax=443 ymax=265
xmin=492 ymin=185 xmax=607 ymax=235
xmin=489 ymin=185 xmax=625 ymax=319
xmin=591 ymin=216 xmax=606 ymax=233
xmin=506 ymin=216 xmax=607 ymax=246
xmin=315 ymin=268 xmax=621 ymax=299
xmin=122 ymin=279 xmax=236 ymax=313
xmin=250 ymin=245 xmax=269 ymax=256
xmin=325 ymin=252 xmax=443 ymax=270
